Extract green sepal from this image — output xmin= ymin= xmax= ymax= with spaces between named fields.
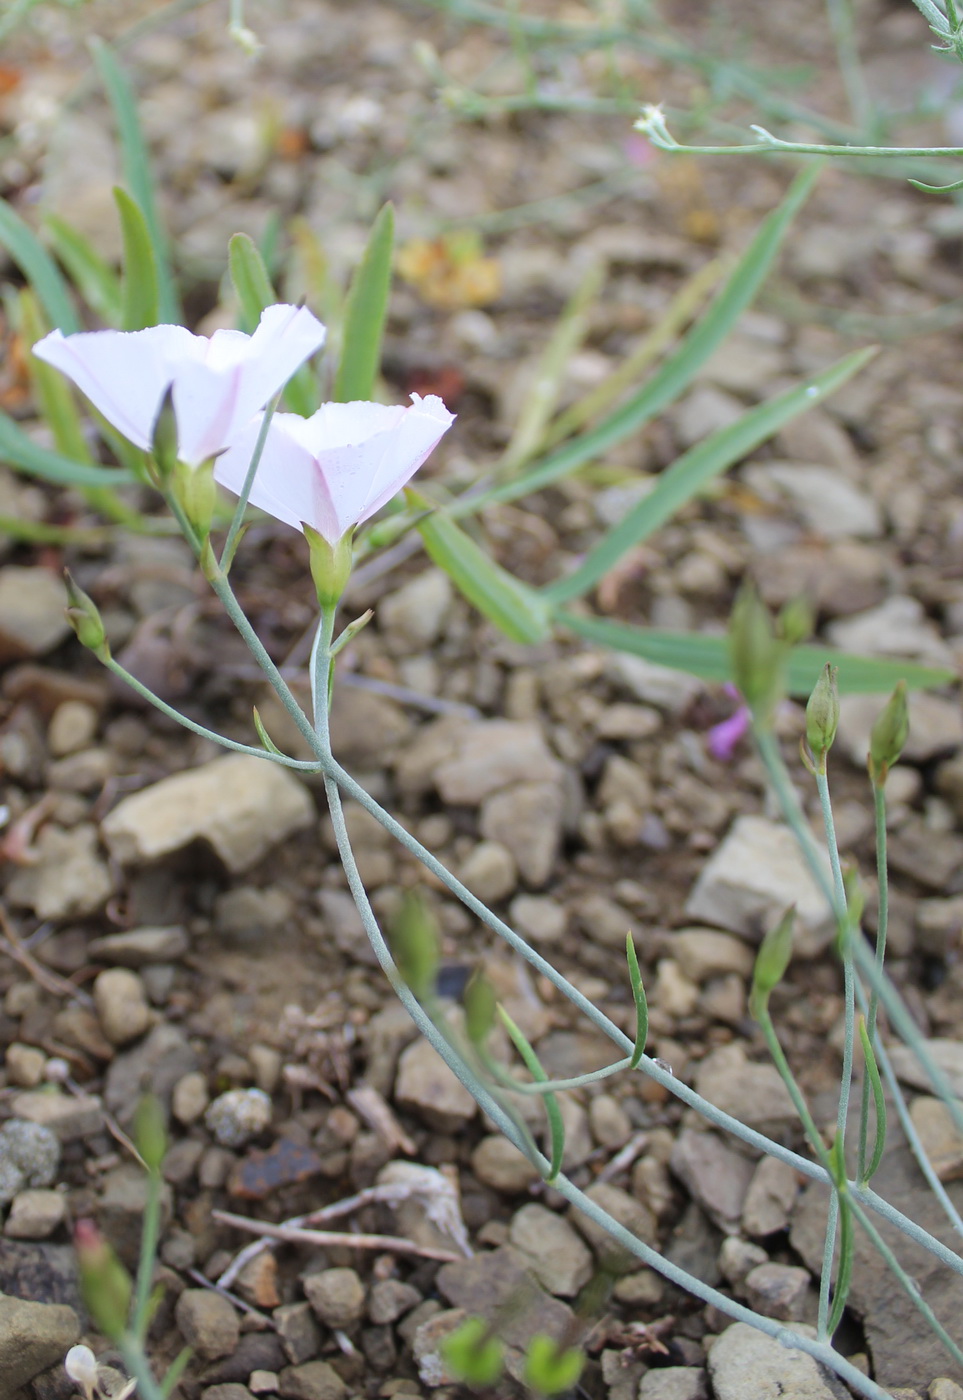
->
xmin=304 ymin=525 xmax=353 ymax=610
xmin=858 ymin=1016 xmax=887 ymax=1184
xmin=626 ymin=932 xmax=648 ymax=1069
xmin=806 ymin=663 xmax=839 ymax=770
xmin=64 ymin=570 xmax=110 ymax=660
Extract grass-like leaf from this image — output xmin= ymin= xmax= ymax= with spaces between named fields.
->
xmin=228 ymin=233 xmax=318 ymax=415
xmin=625 ymin=933 xmax=648 ymax=1069
xmin=115 ymin=188 xmax=159 ymax=331
xmin=334 ymin=202 xmax=394 ymax=403
xmin=545 ymin=346 xmax=877 ymax=604
xmin=91 ymin=38 xmax=180 ymax=324
xmin=557 ymin=612 xmax=956 ymax=695
xmin=858 ymin=1017 xmax=887 ymax=1183
xmin=43 ymin=212 xmax=124 ymax=326
xmin=19 ymin=288 xmax=90 ymax=463
xmin=452 ymin=161 xmax=822 ymax=517
xmin=0 ymin=408 xmax=133 ymax=487
xmin=498 ymin=1005 xmax=565 ymax=1182
xmin=415 ymin=493 xmax=551 ymax=644
xmin=0 ymin=197 xmax=79 ymax=333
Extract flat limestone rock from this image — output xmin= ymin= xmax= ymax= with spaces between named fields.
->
xmin=101 ymin=753 xmax=315 ymax=873
xmin=0 ymin=567 xmax=70 ymax=663
xmin=707 ymin=1322 xmax=847 ymax=1400
xmin=0 ymin=1290 xmax=80 ymax=1392
xmin=686 ymin=814 xmax=834 ymax=956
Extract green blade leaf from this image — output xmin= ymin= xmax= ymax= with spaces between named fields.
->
xmin=229 ymin=232 xmax=277 ymax=333
xmin=625 ymin=933 xmax=648 ymax=1069
xmin=0 ymin=408 xmax=134 ymax=487
xmin=19 ymin=288 xmax=90 ymax=463
xmin=451 ymin=161 xmax=822 ymax=518
xmin=228 ymin=233 xmax=318 ymax=416
xmin=858 ymin=1017 xmax=887 ymax=1183
xmin=334 ymin=202 xmax=394 ymax=403
xmin=252 ymin=705 xmax=286 ymax=758
xmin=115 ymin=187 xmax=159 ymax=331
xmin=0 ymin=197 xmax=80 ymax=333
xmin=827 ymin=1179 xmax=855 ymax=1337
xmin=413 ymin=492 xmax=551 ymax=644
xmin=498 ymin=1005 xmax=565 ymax=1182
xmin=43 ymin=212 xmax=124 ymax=326
xmin=90 ymin=37 xmax=180 ymax=324
xmin=545 ymin=346 xmax=877 ymax=605
xmin=556 ymin=612 xmax=956 ymax=695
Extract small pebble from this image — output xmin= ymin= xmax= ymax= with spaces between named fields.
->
xmin=304 ymin=1267 xmax=366 ymax=1330
xmin=93 ymin=968 xmax=152 ymax=1046
xmin=205 ymin=1088 xmax=272 ymax=1146
xmin=173 ymin=1071 xmax=210 ymax=1126
xmin=175 ymin=1289 xmax=241 ymax=1360
xmin=0 ymin=1119 xmax=61 ymax=1204
xmin=3 ymin=1187 xmax=66 ymax=1239
xmin=48 ymin=700 xmax=98 ymax=756
xmin=5 ymin=1043 xmax=46 ymax=1087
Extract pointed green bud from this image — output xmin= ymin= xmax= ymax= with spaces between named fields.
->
xmin=149 ymin=383 xmax=178 ymax=481
xmin=868 ymin=681 xmax=909 ymax=786
xmin=74 ymin=1219 xmax=132 ymax=1341
xmin=777 ymin=594 xmax=814 ymax=646
xmin=728 ymin=582 xmax=785 ymax=724
xmin=304 ymin=525 xmax=353 ymax=611
xmin=390 ymin=891 xmax=439 ymax=1000
xmin=330 ymin=609 xmax=374 ymax=658
xmin=133 ymin=1094 xmax=167 ymax=1172
xmin=805 ymin=664 xmax=839 ymax=771
xmin=749 ymin=905 xmax=795 ymax=1020
xmin=64 ymin=570 xmax=109 ymax=660
xmin=463 ymin=970 xmax=496 ymax=1045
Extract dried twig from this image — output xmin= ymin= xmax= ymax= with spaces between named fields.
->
xmin=346 ymin=1085 xmax=416 ymax=1155
xmin=596 ymin=1130 xmax=650 ymax=1183
xmin=212 ymin=1210 xmax=464 ymax=1263
xmin=0 ymin=901 xmax=94 ymax=1006
xmin=186 ymin=1268 xmax=275 ymax=1328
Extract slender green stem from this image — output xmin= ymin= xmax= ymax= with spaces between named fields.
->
xmin=814 ymin=767 xmax=855 ymax=1340
xmin=859 ymin=781 xmax=889 ymax=1180
xmin=118 ymin=1337 xmax=166 ymax=1400
xmin=637 ymin=106 xmax=963 ymax=161
xmin=219 ymin=397 xmax=278 ymax=571
xmin=132 ymin=1168 xmax=162 ymax=1342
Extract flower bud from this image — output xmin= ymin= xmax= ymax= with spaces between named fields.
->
xmin=749 ymin=906 xmax=795 ymax=1020
xmin=728 ymin=582 xmax=785 ymax=724
xmin=74 ymin=1218 xmax=132 ymax=1341
xmin=805 ymin=664 xmax=839 ymax=771
xmin=149 ymin=382 xmax=178 ymax=480
xmin=304 ymin=524 xmax=353 ymax=611
xmin=173 ymin=457 xmax=216 ymax=538
xmin=777 ymin=595 xmax=814 ymax=646
xmin=868 ymin=681 xmax=909 ymax=786
xmin=64 ymin=571 xmax=109 ymax=660
xmin=464 ymin=971 xmax=496 ymax=1046
xmin=390 ymin=891 xmax=439 ymax=1000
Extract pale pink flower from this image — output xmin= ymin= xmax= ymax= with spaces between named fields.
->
xmin=213 ymin=393 xmax=455 ymax=543
xmin=33 ymin=305 xmax=326 ymax=467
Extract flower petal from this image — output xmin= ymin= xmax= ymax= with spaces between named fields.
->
xmin=228 ymin=304 xmax=327 ymax=435
xmin=350 ymin=393 xmax=455 ymax=525
xmin=214 ymin=415 xmax=331 ymax=535
xmin=33 ymin=325 xmax=196 ymax=450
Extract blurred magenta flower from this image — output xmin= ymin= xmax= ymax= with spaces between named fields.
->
xmin=33 ymin=305 xmax=326 ymax=467
xmin=707 ymin=684 xmax=751 ymax=761
xmin=213 ymin=393 xmax=455 ymax=544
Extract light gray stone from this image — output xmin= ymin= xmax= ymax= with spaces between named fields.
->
xmin=9 ymin=1090 xmax=103 ymax=1142
xmin=394 ymin=1036 xmax=477 ymax=1132
xmin=0 ymin=1291 xmax=79 ymax=1391
xmin=470 ymin=1135 xmax=539 ymax=1194
xmin=176 ymin=1288 xmax=240 ymax=1360
xmin=606 ymin=653 xmax=703 ymax=712
xmin=0 ymin=1120 xmax=60 ymax=1205
xmin=459 ymin=840 xmax=517 ymax=904
xmin=205 ymin=1088 xmax=272 ymax=1147
xmin=744 ymin=1261 xmax=811 ymax=1321
xmin=694 ymin=1043 xmax=796 ymax=1130
xmin=303 ymin=1267 xmax=365 ymax=1330
xmin=509 ymin=893 xmax=567 ymax=944
xmin=3 ymin=1188 xmax=66 ymax=1239
xmin=509 ymin=1203 xmax=593 ymax=1297
xmin=743 ymin=1155 xmax=801 ymax=1237
xmin=277 ymin=1359 xmax=347 ymax=1400
xmin=839 ymin=691 xmax=963 ymax=767
xmin=6 ymin=823 xmax=112 ymax=920
xmin=0 ymin=567 xmax=70 ymax=662
xmin=104 ymin=1022 xmax=198 ymax=1124
xmin=434 ymin=720 xmax=562 ymax=805
xmin=669 ymin=928 xmax=754 ymax=983
xmin=93 ymin=968 xmax=151 ymax=1046
xmin=48 ymin=700 xmax=98 ymax=756
xmin=718 ymin=1235 xmax=767 ymax=1286
xmin=568 ymin=1181 xmax=657 ymax=1275
xmin=674 ymin=384 xmax=745 ymax=447
xmin=742 ymin=461 xmax=882 ymax=539
xmin=88 ymin=925 xmax=189 ymax=966
xmin=101 ymin=753 xmax=315 ymax=873
xmin=638 ymin=1367 xmax=708 ymax=1400
xmin=827 ymin=595 xmax=955 ymax=670
xmin=908 ymin=1097 xmax=963 ymax=1181
xmin=686 ymin=815 xmax=834 ymax=956
xmin=480 ymin=780 xmax=564 ymax=888
xmin=379 ymin=569 xmax=452 ymax=650
xmin=670 ymin=1130 xmax=755 ymax=1234
xmin=889 ymin=1039 xmax=963 ymax=1097
xmin=707 ymin=1322 xmax=847 ymax=1399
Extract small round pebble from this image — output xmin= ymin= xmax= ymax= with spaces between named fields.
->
xmin=205 ymin=1087 xmax=272 ymax=1147
xmin=5 ymin=1043 xmax=46 ymax=1087
xmin=48 ymin=700 xmax=98 ymax=757
xmin=173 ymin=1071 xmax=210 ymax=1126
xmin=93 ymin=968 xmax=152 ymax=1046
xmin=304 ymin=1267 xmax=366 ymax=1329
xmin=176 ymin=1288 xmax=241 ymax=1360
xmin=0 ymin=1119 xmax=61 ymax=1204
xmin=3 ymin=1187 xmax=66 ymax=1239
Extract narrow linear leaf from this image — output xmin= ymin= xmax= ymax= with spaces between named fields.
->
xmin=228 ymin=233 xmax=318 ymax=416
xmin=90 ymin=37 xmax=180 ymax=324
xmin=115 ymin=188 xmax=159 ymax=331
xmin=414 ymin=494 xmax=551 ymax=644
xmin=556 ymin=612 xmax=955 ymax=695
xmin=229 ymin=233 xmax=277 ymax=333
xmin=252 ymin=706 xmax=286 ymax=758
xmin=546 ymin=346 xmax=877 ymax=604
xmin=0 ymin=197 xmax=79 ymax=333
xmin=498 ymin=1005 xmax=565 ymax=1182
xmin=43 ymin=213 xmax=124 ymax=326
xmin=334 ymin=202 xmax=395 ymax=403
xmin=160 ymin=1347 xmax=192 ymax=1399
xmin=625 ymin=933 xmax=648 ymax=1069
xmin=19 ymin=288 xmax=90 ymax=462
xmin=0 ymin=409 xmax=133 ymax=487
xmin=452 ymin=162 xmax=822 ymax=517
xmin=858 ymin=1018 xmax=887 ymax=1183
xmin=827 ymin=1191 xmax=855 ymax=1336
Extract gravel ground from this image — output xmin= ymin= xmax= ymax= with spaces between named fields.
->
xmin=3 ymin=2 xmax=963 ymax=1397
